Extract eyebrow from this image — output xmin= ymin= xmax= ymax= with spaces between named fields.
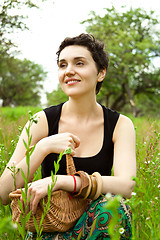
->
xmin=58 ymin=56 xmax=87 ymax=63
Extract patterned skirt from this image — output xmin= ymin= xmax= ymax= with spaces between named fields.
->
xmin=27 ymin=195 xmax=132 ymax=240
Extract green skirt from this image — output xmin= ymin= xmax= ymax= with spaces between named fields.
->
xmin=27 ymin=195 xmax=132 ymax=240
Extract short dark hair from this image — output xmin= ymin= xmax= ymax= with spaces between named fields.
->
xmin=56 ymin=33 xmax=109 ymax=94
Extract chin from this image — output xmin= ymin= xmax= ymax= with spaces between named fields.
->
xmin=65 ymin=89 xmax=83 ymax=97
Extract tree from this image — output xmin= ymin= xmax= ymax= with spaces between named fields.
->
xmin=0 ymin=0 xmax=50 ymax=106
xmin=82 ymin=6 xmax=160 ymax=116
xmin=0 ymin=57 xmax=47 ymax=106
xmin=0 ymin=0 xmax=48 ymax=54
xmin=47 ymin=84 xmax=68 ymax=106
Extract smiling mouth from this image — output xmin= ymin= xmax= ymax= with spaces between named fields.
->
xmin=65 ymin=79 xmax=81 ymax=85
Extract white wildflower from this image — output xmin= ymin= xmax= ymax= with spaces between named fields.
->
xmin=144 ymin=160 xmax=150 ymax=164
xmin=119 ymin=227 xmax=125 ymax=234
xmin=105 ymin=193 xmax=112 ymax=200
xmin=132 ymin=192 xmax=136 ymax=196
xmin=13 ymin=223 xmax=17 ymax=229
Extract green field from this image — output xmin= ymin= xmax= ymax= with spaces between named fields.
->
xmin=0 ymin=107 xmax=160 ymax=239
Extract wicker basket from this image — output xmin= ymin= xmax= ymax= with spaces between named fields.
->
xmin=9 ymin=155 xmax=89 ymax=232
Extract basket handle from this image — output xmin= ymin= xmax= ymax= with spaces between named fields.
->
xmin=66 ymin=154 xmax=76 ymax=175
xmin=26 ymin=146 xmax=76 ymax=175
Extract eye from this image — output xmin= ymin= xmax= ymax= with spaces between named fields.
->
xmin=58 ymin=61 xmax=67 ymax=68
xmin=58 ymin=63 xmax=67 ymax=68
xmin=76 ymin=61 xmax=84 ymax=66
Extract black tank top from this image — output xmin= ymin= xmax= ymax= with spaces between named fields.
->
xmin=41 ymin=103 xmax=120 ymax=177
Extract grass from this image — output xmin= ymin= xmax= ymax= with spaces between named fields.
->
xmin=0 ymin=107 xmax=160 ymax=239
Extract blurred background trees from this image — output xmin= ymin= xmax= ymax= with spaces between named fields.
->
xmin=48 ymin=7 xmax=160 ymax=116
xmin=0 ymin=2 xmax=160 ymax=116
xmin=0 ymin=0 xmax=47 ymax=106
xmin=0 ymin=57 xmax=46 ymax=106
xmin=81 ymin=7 xmax=160 ymax=116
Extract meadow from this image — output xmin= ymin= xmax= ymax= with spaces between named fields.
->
xmin=0 ymin=106 xmax=160 ymax=239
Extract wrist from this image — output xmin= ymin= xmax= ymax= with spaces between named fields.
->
xmin=36 ymin=138 xmax=50 ymax=158
xmin=56 ymin=175 xmax=81 ymax=193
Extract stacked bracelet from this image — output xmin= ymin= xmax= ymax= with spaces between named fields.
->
xmin=91 ymin=172 xmax=103 ymax=200
xmin=73 ymin=171 xmax=103 ymax=200
xmin=88 ymin=175 xmax=97 ymax=199
xmin=74 ymin=171 xmax=91 ymax=199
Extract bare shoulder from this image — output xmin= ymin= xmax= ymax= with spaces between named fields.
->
xmin=118 ymin=114 xmax=134 ymax=127
xmin=29 ymin=110 xmax=49 ymax=140
xmin=4 ymin=110 xmax=49 ymax=167
xmin=19 ymin=110 xmax=49 ymax=145
xmin=34 ymin=110 xmax=48 ymax=125
xmin=113 ymin=114 xmax=135 ymax=142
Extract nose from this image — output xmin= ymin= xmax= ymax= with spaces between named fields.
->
xmin=65 ymin=63 xmax=75 ymax=76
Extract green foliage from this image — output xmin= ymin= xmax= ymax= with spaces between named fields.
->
xmin=0 ymin=56 xmax=47 ymax=106
xmin=104 ymin=194 xmax=123 ymax=240
xmin=0 ymin=106 xmax=42 ymax=120
xmin=0 ymin=107 xmax=160 ymax=239
xmin=46 ymin=84 xmax=68 ymax=106
xmin=127 ymin=128 xmax=160 ymax=239
xmin=15 ymin=111 xmax=38 ymax=239
xmin=0 ymin=0 xmax=48 ymax=54
xmin=0 ymin=0 xmax=50 ymax=107
xmin=0 ymin=215 xmax=17 ymax=239
xmin=0 ymin=106 xmax=42 ymax=173
xmin=82 ymin=6 xmax=160 ymax=116
xmin=7 ymin=163 xmax=20 ymax=190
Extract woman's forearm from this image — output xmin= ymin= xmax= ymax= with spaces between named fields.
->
xmin=102 ymin=176 xmax=135 ymax=199
xmin=58 ymin=175 xmax=135 ymax=199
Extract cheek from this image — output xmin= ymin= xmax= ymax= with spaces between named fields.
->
xmin=58 ymin=71 xmax=63 ymax=82
xmin=81 ymin=68 xmax=97 ymax=79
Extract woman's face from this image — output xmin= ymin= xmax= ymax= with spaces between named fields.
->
xmin=58 ymin=45 xmax=104 ymax=98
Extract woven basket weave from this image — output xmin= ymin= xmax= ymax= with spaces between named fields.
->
xmin=9 ymin=155 xmax=89 ymax=232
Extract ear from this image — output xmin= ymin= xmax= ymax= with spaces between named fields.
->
xmin=97 ymin=69 xmax=106 ymax=82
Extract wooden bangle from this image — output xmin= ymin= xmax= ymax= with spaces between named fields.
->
xmin=81 ymin=172 xmax=92 ymax=199
xmin=88 ymin=175 xmax=97 ymax=199
xmin=91 ymin=172 xmax=103 ymax=200
xmin=74 ymin=171 xmax=91 ymax=199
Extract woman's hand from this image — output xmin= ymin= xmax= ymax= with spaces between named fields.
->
xmin=39 ymin=132 xmax=80 ymax=156
xmin=17 ymin=176 xmax=57 ymax=215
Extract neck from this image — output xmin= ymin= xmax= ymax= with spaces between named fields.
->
xmin=64 ymin=94 xmax=99 ymax=118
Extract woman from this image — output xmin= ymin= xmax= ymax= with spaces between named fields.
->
xmin=0 ymin=33 xmax=136 ymax=239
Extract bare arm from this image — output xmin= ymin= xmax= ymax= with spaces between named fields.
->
xmin=0 ymin=110 xmax=80 ymax=205
xmin=0 ymin=111 xmax=48 ymax=204
xmin=102 ymin=114 xmax=136 ymax=198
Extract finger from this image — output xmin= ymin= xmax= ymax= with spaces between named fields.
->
xmin=28 ymin=186 xmax=42 ymax=215
xmin=28 ymin=191 xmax=35 ymax=214
xmin=27 ymin=186 xmax=34 ymax=213
xmin=18 ymin=188 xmax=26 ymax=212
xmin=71 ymin=134 xmax=80 ymax=148
xmin=31 ymin=194 xmax=41 ymax=215
xmin=16 ymin=188 xmax=22 ymax=194
xmin=71 ymin=140 xmax=76 ymax=150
